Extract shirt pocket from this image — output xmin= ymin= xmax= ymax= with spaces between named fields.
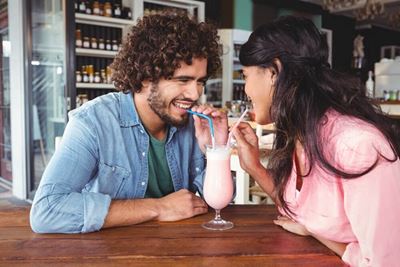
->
xmin=86 ymin=162 xmax=130 ymax=199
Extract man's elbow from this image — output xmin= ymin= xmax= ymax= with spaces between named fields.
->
xmin=30 ymin=203 xmax=51 ymax=233
xmin=30 ymin=200 xmax=81 ymax=234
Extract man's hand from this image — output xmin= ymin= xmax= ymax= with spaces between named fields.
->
xmin=273 ymin=215 xmax=310 ymax=236
xmin=191 ymin=105 xmax=228 ymax=153
xmin=156 ymin=189 xmax=208 ymax=221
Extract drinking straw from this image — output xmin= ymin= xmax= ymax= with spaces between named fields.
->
xmin=226 ymin=109 xmax=249 ymax=148
xmin=186 ymin=109 xmax=215 ymax=148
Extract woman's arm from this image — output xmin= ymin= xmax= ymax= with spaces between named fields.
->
xmin=273 ymin=215 xmax=347 ymax=257
xmin=232 ymin=123 xmax=276 ymax=199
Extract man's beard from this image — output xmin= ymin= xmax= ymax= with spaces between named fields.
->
xmin=147 ymin=84 xmax=189 ymax=127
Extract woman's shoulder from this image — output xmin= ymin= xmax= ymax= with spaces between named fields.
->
xmin=321 ymin=110 xmax=396 ymax=170
xmin=322 ymin=110 xmax=386 ymax=145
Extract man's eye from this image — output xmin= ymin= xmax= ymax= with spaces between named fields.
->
xmin=178 ymin=79 xmax=190 ymax=83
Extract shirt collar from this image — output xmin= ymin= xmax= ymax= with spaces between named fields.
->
xmin=119 ymin=91 xmax=141 ymax=127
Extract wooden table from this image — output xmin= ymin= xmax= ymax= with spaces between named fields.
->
xmin=0 ymin=205 xmax=345 ymax=266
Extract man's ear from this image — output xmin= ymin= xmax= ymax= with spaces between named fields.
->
xmin=141 ymin=80 xmax=151 ymax=92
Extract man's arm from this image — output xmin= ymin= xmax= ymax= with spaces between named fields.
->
xmin=30 ymin=116 xmax=108 ymax=233
xmin=103 ymin=189 xmax=208 ymax=228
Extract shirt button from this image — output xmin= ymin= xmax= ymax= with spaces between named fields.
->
xmin=142 ymin=152 xmax=146 ymax=157
xmin=195 ymin=167 xmax=200 ymax=172
xmin=141 ymin=182 xmax=145 ymax=186
xmin=140 ymin=129 xmax=144 ymax=134
xmin=112 ymin=167 xmax=116 ymax=172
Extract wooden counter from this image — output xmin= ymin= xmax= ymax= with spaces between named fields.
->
xmin=0 ymin=205 xmax=345 ymax=266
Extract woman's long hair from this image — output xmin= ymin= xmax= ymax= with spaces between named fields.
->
xmin=239 ymin=15 xmax=400 ymax=215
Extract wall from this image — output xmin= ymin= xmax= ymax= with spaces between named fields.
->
xmin=202 ymin=0 xmax=400 ymax=79
xmin=356 ymin=25 xmax=400 ymax=81
xmin=252 ymin=0 xmax=356 ymax=73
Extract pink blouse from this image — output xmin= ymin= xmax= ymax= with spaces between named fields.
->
xmin=281 ymin=110 xmax=400 ymax=266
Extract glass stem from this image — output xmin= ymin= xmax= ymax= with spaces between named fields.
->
xmin=214 ymin=209 xmax=221 ymax=221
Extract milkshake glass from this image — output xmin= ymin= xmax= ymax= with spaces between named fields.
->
xmin=202 ymin=144 xmax=234 ymax=230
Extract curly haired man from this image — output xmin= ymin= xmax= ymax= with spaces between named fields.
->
xmin=30 ymin=13 xmax=228 ymax=233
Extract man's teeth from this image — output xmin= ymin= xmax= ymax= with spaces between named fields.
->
xmin=174 ymin=102 xmax=191 ymax=109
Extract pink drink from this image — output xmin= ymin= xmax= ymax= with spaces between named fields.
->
xmin=203 ymin=146 xmax=233 ymax=210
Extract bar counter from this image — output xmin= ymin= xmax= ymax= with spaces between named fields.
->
xmin=0 ymin=204 xmax=345 ymax=266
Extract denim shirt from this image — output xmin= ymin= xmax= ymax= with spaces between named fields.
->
xmin=30 ymin=92 xmax=205 ymax=234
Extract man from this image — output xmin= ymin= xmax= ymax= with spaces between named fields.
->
xmin=30 ymin=13 xmax=227 ymax=233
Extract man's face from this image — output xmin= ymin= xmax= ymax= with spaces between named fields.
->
xmin=147 ymin=58 xmax=208 ymax=127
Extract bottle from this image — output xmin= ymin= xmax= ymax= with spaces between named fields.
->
xmin=76 ymin=71 xmax=82 ymax=83
xmin=98 ymin=38 xmax=105 ymax=50
xmin=74 ymin=1 xmax=79 ymax=12
xmin=85 ymin=1 xmax=92 ymax=15
xmin=83 ymin=37 xmax=90 ymax=48
xmin=100 ymin=69 xmax=106 ymax=83
xmin=106 ymin=66 xmax=112 ymax=84
xmin=87 ymin=65 xmax=94 ymax=83
xmin=390 ymin=90 xmax=396 ymax=101
xmin=99 ymin=2 xmax=104 ymax=16
xmin=75 ymin=29 xmax=82 ymax=47
xmin=92 ymin=1 xmax=100 ymax=15
xmin=82 ymin=71 xmax=89 ymax=83
xmin=104 ymin=2 xmax=113 ymax=17
xmin=113 ymin=4 xmax=121 ymax=18
xmin=94 ymin=72 xmax=101 ymax=83
xmin=123 ymin=7 xmax=132 ymax=20
xmin=383 ymin=90 xmax=390 ymax=101
xmin=78 ymin=0 xmax=86 ymax=13
xmin=365 ymin=70 xmax=374 ymax=98
xmin=112 ymin=40 xmax=118 ymax=51
xmin=91 ymin=37 xmax=98 ymax=49
xmin=105 ymin=39 xmax=112 ymax=50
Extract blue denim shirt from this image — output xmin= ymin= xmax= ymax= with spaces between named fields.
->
xmin=30 ymin=92 xmax=205 ymax=233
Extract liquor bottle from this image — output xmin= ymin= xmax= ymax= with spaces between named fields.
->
xmin=366 ymin=70 xmax=374 ymax=98
xmin=91 ymin=37 xmax=98 ymax=49
xmin=104 ymin=2 xmax=113 ymax=17
xmin=85 ymin=1 xmax=92 ymax=15
xmin=83 ymin=37 xmax=90 ymax=48
xmin=75 ymin=29 xmax=82 ymax=47
xmin=123 ymin=7 xmax=132 ymax=20
xmin=114 ymin=4 xmax=122 ymax=18
xmin=74 ymin=0 xmax=79 ymax=12
xmin=78 ymin=0 xmax=86 ymax=13
xmin=92 ymin=1 xmax=100 ymax=15
xmin=105 ymin=39 xmax=112 ymax=50
xmin=112 ymin=40 xmax=118 ymax=51
xmin=98 ymin=38 xmax=105 ymax=50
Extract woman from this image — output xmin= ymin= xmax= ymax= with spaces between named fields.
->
xmin=232 ymin=15 xmax=400 ymax=266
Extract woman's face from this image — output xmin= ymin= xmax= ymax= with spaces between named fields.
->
xmin=242 ymin=66 xmax=275 ymax=125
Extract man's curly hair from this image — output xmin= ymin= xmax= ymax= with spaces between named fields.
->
xmin=111 ymin=13 xmax=221 ymax=93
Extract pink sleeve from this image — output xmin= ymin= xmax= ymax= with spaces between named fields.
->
xmin=335 ymin=129 xmax=400 ymax=266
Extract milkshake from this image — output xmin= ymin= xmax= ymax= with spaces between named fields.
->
xmin=202 ymin=145 xmax=234 ymax=230
xmin=203 ymin=146 xmax=233 ymax=210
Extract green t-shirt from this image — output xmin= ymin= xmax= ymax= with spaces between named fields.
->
xmin=144 ymin=132 xmax=175 ymax=198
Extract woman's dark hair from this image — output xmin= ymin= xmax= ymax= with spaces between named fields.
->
xmin=111 ymin=13 xmax=221 ymax=93
xmin=239 ymin=15 xmax=400 ymax=215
